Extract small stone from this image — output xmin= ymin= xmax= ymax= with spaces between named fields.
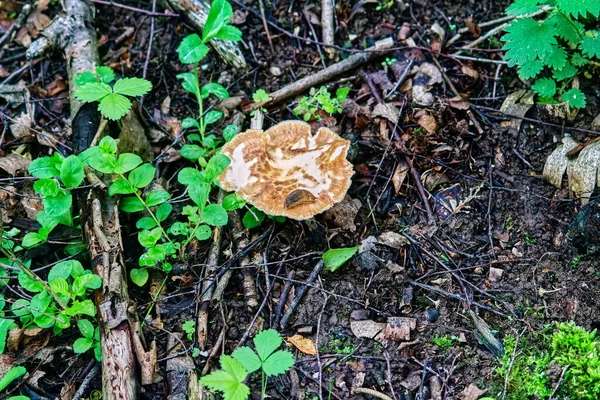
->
xmin=488 ymin=267 xmax=504 ymax=283
xmin=350 ymin=309 xmax=368 ymax=321
xmin=269 ymin=66 xmax=282 ymax=76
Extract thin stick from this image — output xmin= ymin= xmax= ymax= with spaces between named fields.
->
xmin=273 ymin=270 xmax=294 ymax=327
xmin=280 ymin=261 xmax=325 ymax=328
xmin=455 ymin=23 xmax=509 ymax=54
xmin=321 ymin=0 xmax=336 ymax=59
xmin=351 ymin=387 xmax=394 ymax=400
xmin=258 ymin=0 xmax=274 ymax=52
xmin=89 ymin=0 xmax=177 ymax=16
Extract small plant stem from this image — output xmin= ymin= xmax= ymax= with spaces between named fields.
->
xmin=261 ymin=371 xmax=267 ymax=400
xmin=193 ymin=63 xmax=206 ymax=141
xmin=141 ymin=275 xmax=168 ymax=326
xmin=182 ymin=220 xmax=202 ymax=250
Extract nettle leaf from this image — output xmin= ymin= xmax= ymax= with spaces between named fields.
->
xmin=548 ymin=13 xmax=584 ymax=44
xmin=543 ymin=45 xmax=568 ymax=70
xmin=231 ymin=346 xmax=261 ymax=373
xmin=120 ymin=196 xmax=145 ymax=212
xmin=502 ymin=18 xmax=557 ymax=67
xmin=60 ymin=155 xmax=85 ymax=188
xmin=29 ymin=156 xmax=61 ymax=178
xmin=177 ymin=73 xmax=200 ymax=97
xmin=114 ymin=153 xmax=143 ymax=174
xmin=0 ymin=366 xmax=26 ymax=391
xmin=201 ymin=82 xmax=229 ymax=99
xmin=506 ymin=0 xmax=544 ymax=16
xmin=532 ymin=78 xmax=557 ymax=97
xmin=556 ymin=0 xmax=600 ymax=19
xmin=96 ymin=66 xmax=115 ymax=83
xmin=242 ymin=207 xmax=265 ymax=229
xmin=323 ymin=246 xmax=359 ymax=272
xmin=75 ymin=82 xmax=112 ymax=103
xmin=518 ymin=59 xmax=544 ymax=80
xmin=580 ymin=31 xmax=600 ymax=59
xmin=571 ymin=52 xmax=589 ymax=66
xmin=130 ymin=268 xmax=149 ymax=286
xmin=562 ymin=88 xmax=586 ymax=108
xmin=109 ymin=178 xmax=136 ymax=195
xmin=223 ymin=124 xmax=238 ymax=142
xmin=146 ymin=190 xmax=170 ymax=207
xmin=113 ymin=78 xmax=152 ymax=97
xmin=178 ymin=34 xmax=210 ymax=64
xmin=78 ymin=319 xmax=95 ymax=339
xmin=203 ymin=110 xmax=223 ymax=125
xmin=34 ymin=178 xmax=59 ymax=197
xmin=195 ymin=225 xmax=212 ymax=240
xmin=262 ymin=350 xmax=295 ymax=377
xmin=98 ymin=93 xmax=131 ymax=121
xmin=203 ymin=0 xmax=233 ymax=43
xmin=200 ymin=355 xmax=249 ymax=400
xmin=202 ymin=204 xmax=228 ymax=226
xmin=215 ymin=25 xmax=242 ymax=41
xmin=128 ymin=163 xmax=155 ymax=188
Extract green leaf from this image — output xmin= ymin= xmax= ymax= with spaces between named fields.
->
xmin=262 ymin=350 xmax=295 ymax=377
xmin=202 ymin=134 xmax=218 ymax=149
xmin=65 ymin=299 xmax=96 ymax=316
xmin=120 ymin=196 xmax=145 ymax=212
xmin=74 ymin=82 xmax=112 ymax=103
xmin=0 ymin=319 xmax=17 ymax=354
xmin=78 ymin=319 xmax=95 ymax=339
xmin=253 ymin=329 xmax=282 ymax=361
xmin=33 ymin=178 xmax=59 ymax=196
xmin=29 ymin=156 xmax=61 ymax=178
xmin=18 ymin=270 xmax=43 ymax=292
xmin=114 ymin=153 xmax=143 ymax=174
xmin=96 ymin=66 xmax=115 ymax=83
xmin=205 ymin=153 xmax=231 ymax=182
xmin=72 ymin=274 xmax=102 ymax=296
xmin=580 ymin=31 xmax=600 ymax=59
xmin=223 ymin=193 xmax=245 ymax=211
xmin=60 ymin=155 xmax=85 ymax=188
xmin=75 ymin=71 xmax=100 ymax=86
xmin=506 ymin=0 xmax=543 ymax=15
xmin=202 ymin=204 xmax=228 ymax=226
xmin=98 ymin=93 xmax=131 ymax=121
xmin=146 ymin=191 xmax=170 ymax=207
xmin=0 ymin=366 xmax=26 ymax=391
xmin=553 ymin=62 xmax=578 ymax=80
xmin=86 ymin=149 xmax=116 ymax=174
xmin=73 ymin=337 xmax=93 ymax=354
xmin=108 ymin=178 xmax=136 ymax=195
xmin=336 ymin=87 xmax=350 ymax=103
xmin=99 ymin=136 xmax=118 ymax=154
xmin=517 ymin=59 xmax=544 ymax=80
xmin=136 ymin=217 xmax=157 ymax=229
xmin=130 ymin=268 xmax=149 ymax=286
xmin=323 ymin=246 xmax=359 ymax=272
xmin=252 ymin=88 xmax=269 ymax=103
xmin=200 ymin=355 xmax=250 ymax=400
xmin=562 ymin=88 xmax=586 ymax=108
xmin=189 ymin=183 xmax=209 ymax=208
xmin=22 ymin=232 xmax=43 ymax=248
xmin=11 ymin=300 xmax=31 ymax=317
xmin=502 ymin=18 xmax=557 ymax=67
xmin=168 ymin=222 xmax=189 ymax=237
xmin=30 ymin=291 xmax=52 ymax=317
xmin=215 ymin=25 xmax=243 ymax=41
xmin=113 ymin=78 xmax=153 ymax=97
xmin=182 ymin=118 xmax=200 ymax=130
xmin=556 ymin=0 xmax=600 ymax=18
xmin=178 ymin=34 xmax=210 ymax=64
xmin=180 ymin=144 xmax=205 ymax=162
xmin=128 ymin=164 xmax=155 ymax=188
xmin=195 ymin=225 xmax=212 ymax=240
xmin=223 ymin=124 xmax=238 ymax=142
xmin=138 ymin=227 xmax=163 ymax=248
xmin=571 ymin=52 xmax=588 ymax=66
xmin=548 ymin=13 xmax=584 ymax=44
xmin=242 ymin=207 xmax=265 ymax=229
xmin=203 ymin=110 xmax=223 ymax=125
xmin=201 ymin=83 xmax=229 ymax=99
xmin=43 ymin=191 xmax=72 ymax=216
xmin=203 ymin=0 xmax=233 ymax=43
xmin=48 ymin=260 xmax=78 ymax=281
xmin=532 ymin=78 xmax=556 ymax=97
xmin=48 ymin=278 xmax=69 ymax=296
xmin=177 ymin=73 xmax=200 ymax=97
xmin=543 ymin=45 xmax=567 ymax=70
xmin=156 ymin=202 xmax=173 ymax=222
xmin=231 ymin=346 xmax=261 ymax=373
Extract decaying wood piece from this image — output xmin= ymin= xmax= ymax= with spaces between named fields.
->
xmin=166 ymin=334 xmax=201 ymax=400
xmin=165 ymin=0 xmax=247 ymax=69
xmin=253 ymin=37 xmax=394 ymax=109
xmin=321 ymin=0 xmax=336 ymax=59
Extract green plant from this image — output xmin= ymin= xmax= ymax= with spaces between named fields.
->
xmin=431 ymin=335 xmax=454 ymax=352
xmin=494 ymin=322 xmax=600 ymax=399
xmin=322 ymin=246 xmax=359 ymax=272
xmin=325 ymin=337 xmax=355 ymax=354
xmin=0 ymin=366 xmax=26 ymax=394
xmin=381 ymin=57 xmax=396 ymax=66
xmin=502 ymin=0 xmax=600 ymax=108
xmin=294 ymin=86 xmax=349 ymax=122
xmin=250 ymin=89 xmax=269 ymax=116
xmin=201 ymin=329 xmax=295 ymax=400
xmin=73 ymin=319 xmax=102 ymax=361
xmin=376 ymin=0 xmax=393 ymax=11
xmin=182 ymin=320 xmax=195 ymax=341
xmin=74 ymin=66 xmax=152 ymax=120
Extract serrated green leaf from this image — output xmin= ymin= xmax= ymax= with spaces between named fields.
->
xmin=146 ymin=190 xmax=170 ymax=207
xmin=202 ymin=204 xmax=228 ymax=226
xmin=518 ymin=59 xmax=544 ymax=79
xmin=323 ymin=246 xmax=359 ymax=272
xmin=253 ymin=329 xmax=282 ymax=361
xmin=200 ymin=355 xmax=249 ymax=400
xmin=262 ymin=350 xmax=295 ymax=377
xmin=548 ymin=13 xmax=584 ymax=44
xmin=108 ymin=178 xmax=136 ymax=195
xmin=532 ymin=78 xmax=557 ymax=97
xmin=113 ymin=78 xmax=152 ymax=97
xmin=114 ymin=153 xmax=143 ymax=174
xmin=556 ymin=0 xmax=600 ymax=18
xmin=506 ymin=0 xmax=544 ymax=15
xmin=0 ymin=366 xmax=26 ymax=391
xmin=130 ymin=268 xmax=149 ymax=286
xmin=75 ymin=82 xmax=112 ymax=103
xmin=231 ymin=346 xmax=261 ymax=373
xmin=178 ymin=34 xmax=210 ymax=64
xmin=29 ymin=156 xmax=61 ymax=178
xmin=78 ymin=319 xmax=95 ymax=339
xmin=580 ymin=31 xmax=600 ymax=59
xmin=120 ymin=196 xmax=145 ymax=212
xmin=543 ymin=45 xmax=567 ymax=70
xmin=252 ymin=89 xmax=270 ymax=103
xmin=96 ymin=66 xmax=115 ymax=83
xmin=552 ymin=62 xmax=578 ymax=80
xmin=98 ymin=93 xmax=131 ymax=120
xmin=571 ymin=52 xmax=589 ymax=66
xmin=73 ymin=337 xmax=93 ymax=354
xmin=128 ymin=163 xmax=155 ymax=188
xmin=502 ymin=18 xmax=557 ymax=67
xmin=60 ymin=155 xmax=85 ymax=188
xmin=562 ymin=88 xmax=586 ymax=108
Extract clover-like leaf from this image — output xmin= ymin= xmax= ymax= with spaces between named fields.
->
xmin=113 ymin=78 xmax=152 ymax=97
xmin=98 ymin=93 xmax=132 ymax=121
xmin=262 ymin=350 xmax=295 ymax=377
xmin=231 ymin=346 xmax=261 ymax=373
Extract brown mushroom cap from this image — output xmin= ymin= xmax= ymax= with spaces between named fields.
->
xmin=217 ymin=120 xmax=354 ymax=220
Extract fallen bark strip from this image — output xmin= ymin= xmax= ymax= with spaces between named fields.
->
xmin=280 ymin=260 xmax=324 ymax=328
xmin=253 ymin=37 xmax=394 ymax=110
xmin=165 ymin=0 xmax=247 ymax=69
xmin=321 ymin=0 xmax=335 ymax=59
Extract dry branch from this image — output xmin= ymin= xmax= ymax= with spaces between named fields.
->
xmin=165 ymin=0 xmax=247 ymax=69
xmin=321 ymin=0 xmax=336 ymax=59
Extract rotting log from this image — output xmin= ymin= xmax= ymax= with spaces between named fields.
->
xmin=165 ymin=0 xmax=247 ymax=69
xmin=29 ymin=0 xmax=138 ymax=398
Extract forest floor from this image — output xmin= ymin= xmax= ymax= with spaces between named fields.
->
xmin=0 ymin=0 xmax=599 ymax=398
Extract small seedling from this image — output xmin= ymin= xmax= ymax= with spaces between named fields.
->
xmin=250 ymin=88 xmax=269 ymax=116
xmin=74 ymin=66 xmax=152 ymax=120
xmin=381 ymin=57 xmax=396 ymax=66
xmin=182 ymin=320 xmax=195 ymax=341
xmin=201 ymin=329 xmax=295 ymax=399
xmin=376 ymin=0 xmax=394 ymax=11
xmin=73 ymin=319 xmax=102 ymax=361
xmin=294 ymin=86 xmax=349 ymax=121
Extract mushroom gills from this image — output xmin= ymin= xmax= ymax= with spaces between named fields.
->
xmin=284 ymin=189 xmax=318 ymax=209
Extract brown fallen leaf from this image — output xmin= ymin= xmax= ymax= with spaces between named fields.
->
xmin=287 ymin=335 xmax=317 ymax=355
xmin=465 ymin=16 xmax=481 ymax=38
xmin=391 ymin=160 xmax=409 ymax=194
xmin=457 ymin=383 xmax=487 ymax=400
xmin=0 ymin=154 xmax=30 ymax=175
xmin=416 ymin=110 xmax=438 ymax=134
xmin=461 ymin=64 xmax=479 ymax=80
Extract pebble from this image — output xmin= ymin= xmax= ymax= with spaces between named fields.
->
xmin=269 ymin=66 xmax=282 ymax=76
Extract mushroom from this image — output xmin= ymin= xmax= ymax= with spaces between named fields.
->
xmin=217 ymin=120 xmax=354 ymax=220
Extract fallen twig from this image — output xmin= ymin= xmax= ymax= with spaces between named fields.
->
xmin=351 ymin=387 xmax=394 ymax=400
xmin=321 ymin=0 xmax=336 ymax=59
xmin=280 ymin=260 xmax=325 ymax=328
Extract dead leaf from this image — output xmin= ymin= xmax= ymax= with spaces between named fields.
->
xmin=543 ymin=136 xmax=579 ymax=188
xmin=465 ymin=16 xmax=481 ymax=38
xmin=350 ymin=320 xmax=386 ymax=343
xmin=372 ymin=103 xmax=400 ymax=122
xmin=384 ymin=317 xmax=416 ymax=341
xmin=0 ymin=154 xmax=30 ymax=175
xmin=411 ymin=62 xmax=442 ymax=106
xmin=392 ymin=160 xmax=409 ymax=194
xmin=448 ymin=96 xmax=471 ymax=110
xmin=0 ymin=355 xmax=16 ymax=378
xmin=0 ymin=66 xmax=9 ymax=78
xmin=323 ymin=195 xmax=361 ymax=232
xmin=416 ymin=110 xmax=438 ymax=134
xmin=461 ymin=64 xmax=479 ymax=80
xmin=500 ymin=90 xmax=534 ymax=135
xmin=0 ymin=81 xmax=30 ymax=104
xmin=287 ymin=335 xmax=317 ymax=355
xmin=457 ymin=383 xmax=487 ymax=400
xmin=377 ymin=232 xmax=409 ymax=248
